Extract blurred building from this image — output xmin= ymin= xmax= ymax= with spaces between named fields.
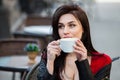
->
xmin=0 ymin=0 xmax=22 ymax=39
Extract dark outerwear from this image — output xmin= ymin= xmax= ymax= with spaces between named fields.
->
xmin=37 ymin=59 xmax=111 ymax=80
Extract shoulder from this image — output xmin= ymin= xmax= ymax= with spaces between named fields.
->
xmin=102 ymin=54 xmax=112 ymax=63
xmin=91 ymin=52 xmax=112 ymax=74
xmin=93 ymin=52 xmax=111 ymax=65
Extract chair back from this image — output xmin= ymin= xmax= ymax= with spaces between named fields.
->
xmin=112 ymin=56 xmax=120 ymax=62
xmin=0 ymin=38 xmax=40 ymax=56
xmin=22 ymin=62 xmax=40 ymax=80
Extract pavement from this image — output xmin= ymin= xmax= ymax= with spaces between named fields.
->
xmin=0 ymin=2 xmax=120 ymax=80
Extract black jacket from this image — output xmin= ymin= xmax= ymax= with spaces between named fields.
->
xmin=37 ymin=59 xmax=111 ymax=80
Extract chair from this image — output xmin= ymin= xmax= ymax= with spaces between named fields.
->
xmin=22 ymin=62 xmax=40 ymax=80
xmin=23 ymin=56 xmax=120 ymax=80
xmin=0 ymin=38 xmax=40 ymax=80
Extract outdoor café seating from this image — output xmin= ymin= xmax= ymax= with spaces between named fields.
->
xmin=0 ymin=38 xmax=41 ymax=80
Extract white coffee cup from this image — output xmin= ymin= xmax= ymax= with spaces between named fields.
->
xmin=60 ymin=38 xmax=78 ymax=53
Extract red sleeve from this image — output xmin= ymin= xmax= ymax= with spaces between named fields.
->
xmin=91 ymin=53 xmax=112 ymax=74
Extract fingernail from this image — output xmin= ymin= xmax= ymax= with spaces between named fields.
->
xmin=77 ymin=40 xmax=80 ymax=42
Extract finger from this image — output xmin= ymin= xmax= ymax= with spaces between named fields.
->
xmin=48 ymin=49 xmax=61 ymax=58
xmin=75 ymin=40 xmax=86 ymax=50
xmin=48 ymin=45 xmax=60 ymax=49
xmin=74 ymin=48 xmax=87 ymax=60
xmin=47 ymin=45 xmax=61 ymax=54
xmin=74 ymin=48 xmax=87 ymax=55
xmin=52 ymin=41 xmax=60 ymax=45
xmin=74 ymin=44 xmax=86 ymax=51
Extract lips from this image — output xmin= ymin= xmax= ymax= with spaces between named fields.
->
xmin=63 ymin=36 xmax=71 ymax=38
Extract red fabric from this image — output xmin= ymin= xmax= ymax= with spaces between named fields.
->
xmin=90 ymin=52 xmax=112 ymax=75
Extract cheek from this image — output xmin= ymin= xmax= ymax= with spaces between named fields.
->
xmin=72 ymin=29 xmax=83 ymax=39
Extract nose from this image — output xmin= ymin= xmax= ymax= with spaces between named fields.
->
xmin=63 ymin=26 xmax=70 ymax=34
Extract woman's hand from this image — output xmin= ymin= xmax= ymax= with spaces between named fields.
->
xmin=73 ymin=39 xmax=87 ymax=61
xmin=47 ymin=40 xmax=61 ymax=61
xmin=47 ymin=40 xmax=61 ymax=75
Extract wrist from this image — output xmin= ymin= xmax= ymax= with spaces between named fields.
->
xmin=77 ymin=57 xmax=87 ymax=61
xmin=47 ymin=59 xmax=54 ymax=64
xmin=47 ymin=60 xmax=54 ymax=75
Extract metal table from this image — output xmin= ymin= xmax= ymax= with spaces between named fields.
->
xmin=0 ymin=55 xmax=41 ymax=80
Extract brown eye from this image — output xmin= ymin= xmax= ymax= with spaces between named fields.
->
xmin=58 ymin=25 xmax=62 ymax=28
xmin=58 ymin=24 xmax=64 ymax=29
xmin=69 ymin=24 xmax=76 ymax=28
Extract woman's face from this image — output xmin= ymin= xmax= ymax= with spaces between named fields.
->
xmin=58 ymin=14 xmax=83 ymax=39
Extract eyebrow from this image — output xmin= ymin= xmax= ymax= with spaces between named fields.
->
xmin=58 ymin=21 xmax=75 ymax=24
xmin=69 ymin=21 xmax=75 ymax=24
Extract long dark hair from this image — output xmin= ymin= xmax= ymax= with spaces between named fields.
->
xmin=44 ymin=4 xmax=98 ymax=80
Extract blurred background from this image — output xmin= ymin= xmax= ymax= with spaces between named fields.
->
xmin=0 ymin=0 xmax=120 ymax=80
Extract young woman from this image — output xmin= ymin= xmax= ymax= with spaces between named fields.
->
xmin=37 ymin=4 xmax=112 ymax=80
